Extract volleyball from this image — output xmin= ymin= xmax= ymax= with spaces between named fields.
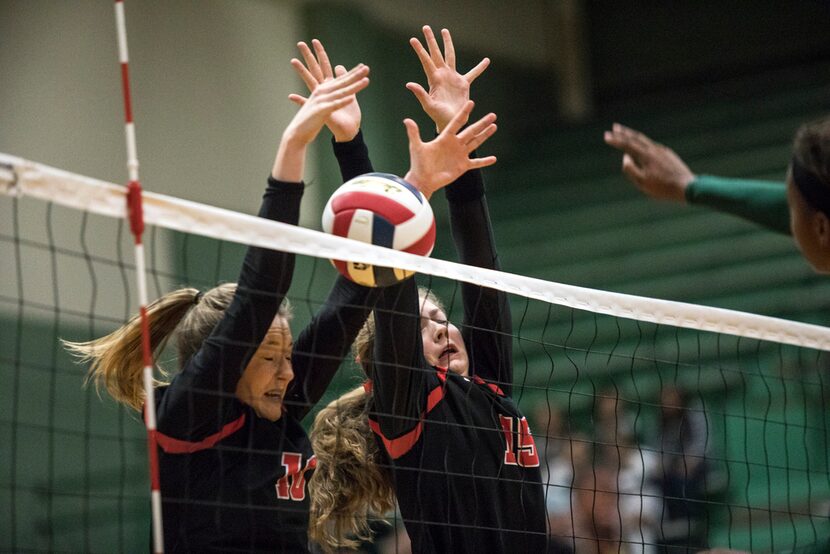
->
xmin=321 ymin=172 xmax=436 ymax=287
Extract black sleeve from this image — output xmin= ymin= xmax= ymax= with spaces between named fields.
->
xmin=287 ymin=277 xmax=380 ymax=420
xmin=332 ymin=130 xmax=374 ymax=181
xmin=156 ymin=177 xmax=303 ymax=439
xmin=445 ymin=166 xmax=513 ymax=394
xmin=370 ymin=278 xmax=435 ymax=440
xmin=274 ymin=131 xmax=377 ymax=421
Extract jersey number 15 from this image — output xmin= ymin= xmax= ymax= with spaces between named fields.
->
xmin=499 ymin=415 xmax=540 ymax=468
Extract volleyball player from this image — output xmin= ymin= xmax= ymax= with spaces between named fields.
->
xmin=308 ymin=27 xmax=546 ymax=553
xmin=604 ymin=118 xmax=830 ymax=272
xmin=64 ymin=65 xmax=372 ymax=552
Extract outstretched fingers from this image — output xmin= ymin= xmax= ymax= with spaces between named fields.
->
xmin=314 ymin=65 xmax=369 ymax=102
xmin=320 ymin=94 xmax=357 ymax=114
xmin=287 ymin=93 xmax=307 ymax=106
xmin=606 ymin=123 xmax=655 ymax=158
xmin=442 ymin=100 xmax=475 ymax=136
xmin=403 ymin=118 xmax=423 ymax=147
xmin=621 ymin=153 xmax=646 ymax=184
xmin=422 ymin=25 xmax=445 ymax=67
xmin=290 ymin=58 xmax=319 ymax=92
xmin=329 ymin=63 xmax=369 ymax=88
xmin=465 ymin=123 xmax=497 ymax=152
xmin=297 ymin=41 xmax=325 ymax=82
xmin=468 ymin=154 xmax=497 ymax=170
xmin=410 ymin=36 xmax=437 ymax=75
xmin=441 ymin=28 xmax=456 ymax=69
xmin=458 ymin=112 xmax=496 ymax=142
xmin=464 ymin=57 xmax=490 ymax=83
xmin=405 ymin=81 xmax=430 ymax=108
xmin=311 ymin=39 xmax=333 ymax=78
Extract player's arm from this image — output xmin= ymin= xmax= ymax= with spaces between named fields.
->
xmin=407 ymin=26 xmax=511 ymax=389
xmin=370 ymin=101 xmax=498 ymax=449
xmin=447 ymin=171 xmax=513 ymax=392
xmin=158 ymin=65 xmax=370 ymax=436
xmin=370 ymin=278 xmax=432 ymax=443
xmin=289 ymin=278 xmax=380 ymax=420
xmin=280 ymin=39 xmax=379 ymax=420
xmin=686 ymin=175 xmax=789 ymax=235
xmin=604 ymin=123 xmax=789 ymax=234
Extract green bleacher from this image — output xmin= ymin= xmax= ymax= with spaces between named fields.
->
xmin=474 ymin=61 xmax=830 ymax=552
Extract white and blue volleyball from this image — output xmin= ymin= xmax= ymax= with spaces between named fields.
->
xmin=322 ymin=172 xmax=436 ymax=287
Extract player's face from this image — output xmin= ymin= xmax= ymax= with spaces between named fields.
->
xmin=235 ymin=317 xmax=294 ymax=422
xmin=419 ymin=298 xmax=469 ymax=376
xmin=787 ymin=174 xmax=830 ymax=274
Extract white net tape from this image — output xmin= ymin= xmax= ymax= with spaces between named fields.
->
xmin=3 ymin=151 xmax=830 ymax=351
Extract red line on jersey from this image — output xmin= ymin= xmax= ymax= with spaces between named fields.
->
xmin=473 ymin=375 xmax=505 ymax=396
xmin=367 ymin=372 xmax=446 ymax=459
xmin=155 ymin=414 xmax=246 ymax=454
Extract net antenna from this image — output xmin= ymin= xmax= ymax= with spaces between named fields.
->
xmin=113 ymin=1 xmax=164 ymax=552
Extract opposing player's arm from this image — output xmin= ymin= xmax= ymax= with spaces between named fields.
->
xmin=603 ymin=123 xmax=694 ymax=202
xmin=686 ymin=175 xmax=789 ymax=235
xmin=605 ymin=122 xmax=789 ymax=234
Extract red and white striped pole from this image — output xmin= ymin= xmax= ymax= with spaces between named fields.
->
xmin=114 ymin=2 xmax=164 ymax=552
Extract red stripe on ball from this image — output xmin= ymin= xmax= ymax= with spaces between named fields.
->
xmin=332 ymin=208 xmax=356 ymax=238
xmin=402 ymin=219 xmax=436 ymax=256
xmin=332 ymin=191 xmax=414 ymax=225
xmin=332 ymin=258 xmax=349 ymax=276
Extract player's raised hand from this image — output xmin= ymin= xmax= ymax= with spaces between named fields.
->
xmin=284 ymin=63 xmax=369 ymax=146
xmin=274 ymin=64 xmax=369 ymax=181
xmin=406 ymin=25 xmax=490 ymax=133
xmin=404 ymin=100 xmax=497 ymax=199
xmin=290 ymin=39 xmax=364 ymax=142
xmin=604 ymin=123 xmax=694 ymax=202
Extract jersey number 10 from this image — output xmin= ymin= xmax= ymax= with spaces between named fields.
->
xmin=499 ymin=415 xmax=540 ymax=468
xmin=275 ymin=453 xmax=317 ymax=502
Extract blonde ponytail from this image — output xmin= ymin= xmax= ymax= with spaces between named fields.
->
xmin=63 ymin=284 xmax=238 ymax=411
xmin=309 ymin=386 xmax=395 ymax=551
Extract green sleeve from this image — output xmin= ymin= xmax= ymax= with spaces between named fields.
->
xmin=685 ymin=174 xmax=790 ymax=235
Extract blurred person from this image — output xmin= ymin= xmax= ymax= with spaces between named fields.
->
xmin=535 ymin=406 xmax=578 ymax=553
xmin=588 ymin=391 xmax=661 ymax=554
xmin=654 ymin=386 xmax=711 ymax=553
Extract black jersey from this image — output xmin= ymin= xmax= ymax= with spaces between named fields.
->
xmin=366 ymin=169 xmax=547 ymax=554
xmin=153 ymin=174 xmax=377 ymax=552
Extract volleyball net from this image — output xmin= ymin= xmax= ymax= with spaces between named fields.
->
xmin=2 ymin=152 xmax=829 ymax=553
